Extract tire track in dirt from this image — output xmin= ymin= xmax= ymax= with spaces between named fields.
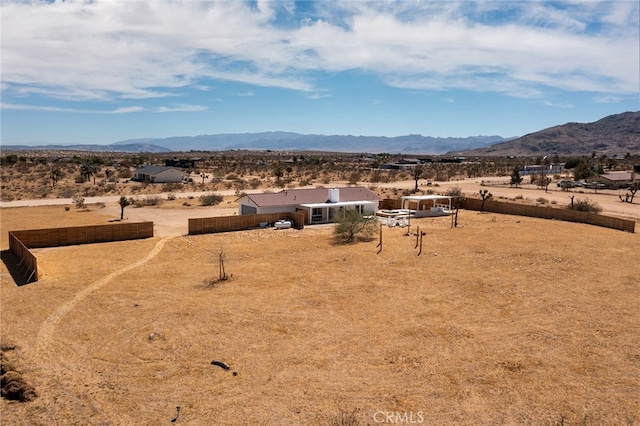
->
xmin=34 ymin=237 xmax=169 ymax=423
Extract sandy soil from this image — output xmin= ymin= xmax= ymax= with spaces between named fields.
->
xmin=1 ymin=198 xmax=639 ymax=425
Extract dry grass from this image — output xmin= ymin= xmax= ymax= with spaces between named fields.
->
xmin=1 ymin=206 xmax=639 ymax=425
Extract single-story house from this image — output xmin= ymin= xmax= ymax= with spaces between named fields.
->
xmin=519 ymin=164 xmax=564 ymax=175
xmin=597 ymin=171 xmax=637 ymax=188
xmin=132 ymin=166 xmax=185 ymax=183
xmin=237 ymin=187 xmax=381 ymax=224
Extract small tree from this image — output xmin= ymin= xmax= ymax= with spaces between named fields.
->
xmin=479 ymin=189 xmax=492 ymax=212
xmin=50 ymin=168 xmax=62 ymax=188
xmin=573 ymin=161 xmax=592 ymax=181
xmin=72 ymin=195 xmax=85 ymax=209
xmin=624 ymin=182 xmax=638 ymax=203
xmin=510 ymin=165 xmax=523 ymax=188
xmin=333 ymin=209 xmax=378 ymax=243
xmin=446 ymin=186 xmax=465 ymax=228
xmin=273 ymin=163 xmax=284 ymax=183
xmin=412 ymin=165 xmax=424 ymax=191
xmin=118 ymin=196 xmax=131 ymax=220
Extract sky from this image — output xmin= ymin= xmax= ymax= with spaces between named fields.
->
xmin=1 ymin=0 xmax=639 ymax=146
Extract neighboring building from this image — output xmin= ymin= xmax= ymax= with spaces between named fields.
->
xmin=597 ymin=171 xmax=637 ymax=188
xmin=237 ymin=187 xmax=381 ymax=225
xmin=164 ymin=158 xmax=201 ymax=169
xmin=519 ymin=164 xmax=564 ymax=175
xmin=132 ymin=166 xmax=185 ymax=183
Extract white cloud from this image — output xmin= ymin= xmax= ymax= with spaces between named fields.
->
xmin=1 ymin=0 xmax=637 ymax=103
xmin=154 ymin=104 xmax=208 ymax=113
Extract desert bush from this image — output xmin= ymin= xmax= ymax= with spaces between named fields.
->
xmin=144 ymin=194 xmax=163 ymax=206
xmin=569 ymin=198 xmax=602 ymax=213
xmin=445 ymin=186 xmax=463 ymax=197
xmin=333 ymin=210 xmax=378 ymax=243
xmin=167 ymin=193 xmax=177 ymax=201
xmin=200 ymin=192 xmax=223 ymax=206
xmin=536 ymin=197 xmax=548 ymax=204
xmin=72 ymin=196 xmax=85 ymax=209
xmin=162 ymin=183 xmax=181 ymax=192
xmin=249 ymin=178 xmax=261 ymax=189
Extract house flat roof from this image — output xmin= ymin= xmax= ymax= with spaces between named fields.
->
xmin=401 ymin=195 xmax=452 ymax=201
xmin=243 ymin=186 xmax=380 ymax=208
xmin=300 ymin=200 xmax=377 ymax=208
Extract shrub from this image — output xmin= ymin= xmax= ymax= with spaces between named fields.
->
xmin=72 ymin=196 xmax=85 ymax=209
xmin=536 ymin=197 xmax=548 ymax=204
xmin=569 ymin=198 xmax=602 ymax=213
xmin=333 ymin=210 xmax=378 ymax=243
xmin=200 ymin=192 xmax=223 ymax=206
xmin=445 ymin=186 xmax=463 ymax=197
xmin=144 ymin=194 xmax=163 ymax=206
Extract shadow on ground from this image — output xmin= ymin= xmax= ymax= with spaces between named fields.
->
xmin=1 ymin=250 xmax=36 ymax=286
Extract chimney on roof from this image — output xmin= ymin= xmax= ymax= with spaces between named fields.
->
xmin=329 ymin=188 xmax=340 ymax=203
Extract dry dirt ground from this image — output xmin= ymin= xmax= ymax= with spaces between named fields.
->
xmin=1 ymin=199 xmax=639 ymax=425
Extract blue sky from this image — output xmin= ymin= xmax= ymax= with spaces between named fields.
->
xmin=1 ymin=0 xmax=639 ymax=146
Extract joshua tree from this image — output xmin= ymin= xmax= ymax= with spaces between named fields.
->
xmin=412 ymin=165 xmax=424 ymax=191
xmin=621 ymin=182 xmax=639 ymax=203
xmin=80 ymin=163 xmax=99 ymax=184
xmin=510 ymin=165 xmax=523 ymax=188
xmin=50 ymin=168 xmax=62 ymax=188
xmin=118 ymin=196 xmax=131 ymax=220
xmin=273 ymin=163 xmax=284 ymax=183
xmin=445 ymin=186 xmax=465 ymax=228
xmin=479 ymin=189 xmax=492 ymax=212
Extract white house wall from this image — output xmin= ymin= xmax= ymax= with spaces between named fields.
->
xmin=256 ymin=206 xmax=298 ymax=215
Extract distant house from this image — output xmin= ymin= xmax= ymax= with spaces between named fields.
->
xmin=164 ymin=158 xmax=202 ymax=169
xmin=237 ymin=187 xmax=381 ymax=225
xmin=132 ymin=166 xmax=185 ymax=183
xmin=519 ymin=164 xmax=564 ymax=175
xmin=597 ymin=171 xmax=637 ymax=188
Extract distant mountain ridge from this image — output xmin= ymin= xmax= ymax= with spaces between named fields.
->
xmin=0 ymin=143 xmax=171 ymax=153
xmin=454 ymin=111 xmax=640 ymax=157
xmin=4 ymin=111 xmax=637 ymax=155
xmin=3 ymin=132 xmax=508 ymax=154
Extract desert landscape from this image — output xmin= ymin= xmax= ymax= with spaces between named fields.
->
xmin=1 ymin=183 xmax=639 ymax=424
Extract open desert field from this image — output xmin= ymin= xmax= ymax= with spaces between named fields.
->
xmin=1 ymin=203 xmax=639 ymax=425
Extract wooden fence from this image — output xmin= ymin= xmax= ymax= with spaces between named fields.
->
xmin=461 ymin=198 xmax=635 ymax=233
xmin=8 ymin=231 xmax=38 ymax=283
xmin=7 ymin=222 xmax=154 ymax=284
xmin=189 ymin=212 xmax=305 ymax=235
xmin=10 ymin=222 xmax=154 ymax=248
xmin=380 ymin=197 xmax=634 ymax=233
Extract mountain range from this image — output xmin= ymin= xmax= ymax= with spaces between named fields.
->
xmin=453 ymin=111 xmax=640 ymax=157
xmin=2 ymin=111 xmax=638 ymax=156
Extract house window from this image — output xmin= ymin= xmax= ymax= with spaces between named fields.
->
xmin=312 ymin=208 xmax=323 ymax=222
xmin=356 ymin=204 xmax=364 ymax=214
